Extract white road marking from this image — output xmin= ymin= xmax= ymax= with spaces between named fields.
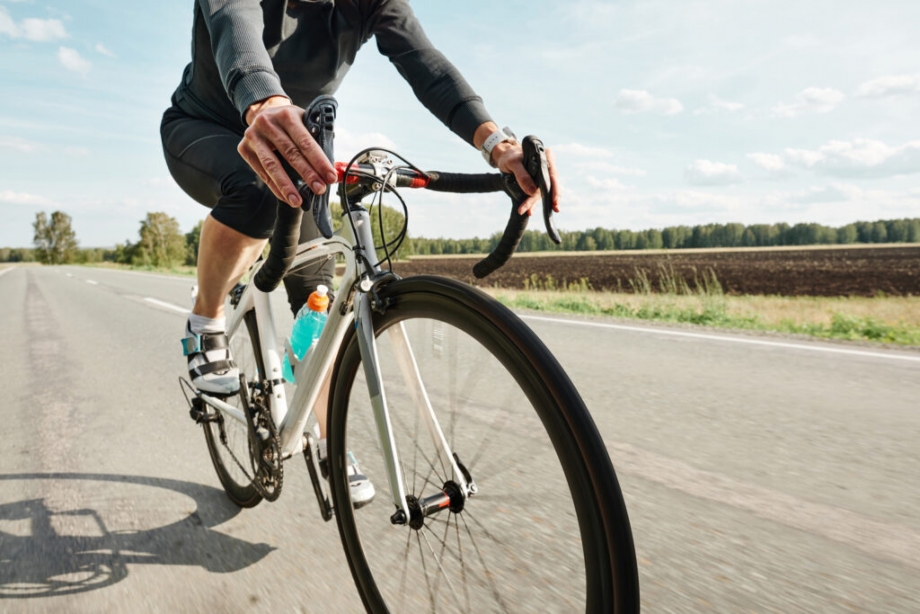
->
xmin=144 ymin=297 xmax=190 ymax=315
xmin=521 ymin=314 xmax=920 ymax=363
xmin=610 ymin=441 xmax=920 ymax=569
xmin=65 ymin=273 xmax=72 ymax=277
xmin=86 ymin=280 xmax=98 ymax=285
xmin=84 ymin=267 xmax=196 ymax=283
xmin=0 ymin=268 xmax=13 ymax=278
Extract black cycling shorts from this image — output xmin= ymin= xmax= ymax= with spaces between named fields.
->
xmin=160 ymin=105 xmax=333 ymax=314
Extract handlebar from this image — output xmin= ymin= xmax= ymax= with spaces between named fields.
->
xmin=253 ymin=96 xmax=559 ymax=293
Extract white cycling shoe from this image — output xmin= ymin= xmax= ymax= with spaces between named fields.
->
xmin=318 ymin=447 xmax=376 ymax=508
xmin=182 ymin=322 xmax=240 ymax=395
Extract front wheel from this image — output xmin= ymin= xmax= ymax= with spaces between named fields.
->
xmin=328 ymin=276 xmax=639 ymax=613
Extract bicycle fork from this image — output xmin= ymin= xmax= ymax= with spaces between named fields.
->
xmin=353 ymin=293 xmax=475 ymax=528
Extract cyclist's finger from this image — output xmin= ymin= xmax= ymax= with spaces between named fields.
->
xmin=510 ymin=160 xmax=538 ymax=198
xmin=238 ymin=136 xmax=301 ymax=207
xmin=271 ymin=111 xmax=337 ymax=189
xmin=518 ymin=191 xmax=540 ymax=216
xmin=280 ymin=115 xmax=338 ymax=185
xmin=546 ymin=147 xmax=561 ymax=212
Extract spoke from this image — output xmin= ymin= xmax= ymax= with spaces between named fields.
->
xmin=420 ymin=524 xmax=461 ymax=606
xmin=458 ymin=513 xmax=511 ymax=613
xmin=390 ymin=407 xmax=446 ymax=487
xmin=397 ymin=527 xmax=412 ymax=610
xmin=462 ymin=508 xmax=558 ymax=586
xmin=455 ymin=512 xmax=472 ymax=612
xmin=416 ymin=532 xmax=437 ymax=610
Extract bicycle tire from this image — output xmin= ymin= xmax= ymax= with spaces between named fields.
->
xmin=327 ymin=276 xmax=639 ymax=613
xmin=202 ymin=310 xmax=263 ymax=508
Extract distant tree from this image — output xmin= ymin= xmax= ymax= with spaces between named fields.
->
xmin=33 ymin=211 xmax=79 ymax=264
xmin=886 ymin=219 xmax=909 ymax=243
xmin=837 ymin=224 xmax=858 ymax=244
xmin=185 ymin=219 xmax=204 ymax=265
xmin=137 ymin=212 xmax=187 ymax=267
xmin=870 ymin=221 xmax=888 ymax=243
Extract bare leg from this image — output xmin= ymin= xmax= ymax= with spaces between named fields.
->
xmin=313 ymin=373 xmax=332 ymax=439
xmin=194 ymin=214 xmax=334 ymax=437
xmin=193 ymin=215 xmax=267 ymax=319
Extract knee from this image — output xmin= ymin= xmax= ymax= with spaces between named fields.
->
xmin=214 ymin=177 xmax=278 ymax=240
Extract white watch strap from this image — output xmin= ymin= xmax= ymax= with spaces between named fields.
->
xmin=481 ymin=127 xmax=515 ymax=166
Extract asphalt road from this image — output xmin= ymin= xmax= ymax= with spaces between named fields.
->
xmin=1 ymin=265 xmax=918 ymax=612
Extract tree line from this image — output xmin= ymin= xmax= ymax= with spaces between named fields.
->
xmin=4 ymin=210 xmax=919 ymax=264
xmin=405 ymin=218 xmax=920 ymax=256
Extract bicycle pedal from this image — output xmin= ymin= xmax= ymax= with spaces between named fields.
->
xmin=187 ymin=397 xmax=218 ymax=424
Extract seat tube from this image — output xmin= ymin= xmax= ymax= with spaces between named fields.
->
xmin=253 ymin=289 xmax=289 ymax=427
xmin=354 ymin=292 xmax=409 ymax=513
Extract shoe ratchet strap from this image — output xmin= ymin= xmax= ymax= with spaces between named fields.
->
xmin=182 ymin=332 xmax=236 ymax=378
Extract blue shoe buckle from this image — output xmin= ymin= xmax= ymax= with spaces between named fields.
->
xmin=181 ymin=334 xmax=202 ymax=356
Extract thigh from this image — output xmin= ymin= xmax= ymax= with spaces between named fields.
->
xmin=160 ymin=109 xmax=277 ymax=240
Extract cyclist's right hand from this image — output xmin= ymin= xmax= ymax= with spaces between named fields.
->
xmin=238 ymin=97 xmax=339 ymax=208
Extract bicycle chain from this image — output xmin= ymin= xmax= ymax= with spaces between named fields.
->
xmin=240 ymin=379 xmax=284 ymax=502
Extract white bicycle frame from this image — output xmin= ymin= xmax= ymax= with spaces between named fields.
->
xmin=197 ymin=205 xmax=471 ymax=517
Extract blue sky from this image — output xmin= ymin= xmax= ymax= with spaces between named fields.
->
xmin=2 ymin=0 xmax=919 ymax=247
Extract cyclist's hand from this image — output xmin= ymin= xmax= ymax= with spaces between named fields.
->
xmin=492 ymin=142 xmax=562 ymax=216
xmin=238 ymin=96 xmax=338 ymax=208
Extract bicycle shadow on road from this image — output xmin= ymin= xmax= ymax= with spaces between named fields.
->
xmin=0 ymin=472 xmax=274 ymax=599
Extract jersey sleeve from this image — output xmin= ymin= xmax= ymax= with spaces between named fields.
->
xmin=196 ymin=0 xmax=288 ymax=121
xmin=369 ymin=0 xmax=493 ymax=146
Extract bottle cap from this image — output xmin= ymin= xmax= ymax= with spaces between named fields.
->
xmin=307 ymin=284 xmax=330 ymax=312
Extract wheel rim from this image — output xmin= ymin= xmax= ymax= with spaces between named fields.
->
xmin=203 ymin=317 xmax=260 ymax=500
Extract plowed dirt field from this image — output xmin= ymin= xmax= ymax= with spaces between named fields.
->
xmin=388 ymin=245 xmax=920 ymax=297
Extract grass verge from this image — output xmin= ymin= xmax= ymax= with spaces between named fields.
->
xmin=488 ymin=268 xmax=920 ymax=347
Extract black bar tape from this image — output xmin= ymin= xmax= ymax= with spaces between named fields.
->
xmin=426 ymin=172 xmax=504 ymax=194
xmin=254 ymin=202 xmax=303 ymax=293
xmin=472 ymin=204 xmax=529 ymax=278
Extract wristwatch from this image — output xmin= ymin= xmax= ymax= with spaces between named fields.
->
xmin=481 ymin=127 xmax=517 ymax=167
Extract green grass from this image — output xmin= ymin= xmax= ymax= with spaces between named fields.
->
xmin=490 ymin=265 xmax=920 ymax=347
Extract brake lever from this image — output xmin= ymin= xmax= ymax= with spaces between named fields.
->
xmin=301 ymin=95 xmax=337 ymax=239
xmin=522 ymin=136 xmax=560 ymax=244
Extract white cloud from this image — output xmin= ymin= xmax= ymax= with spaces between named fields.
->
xmin=0 ymin=191 xmax=55 ymax=206
xmin=58 ymin=47 xmax=92 ymax=76
xmin=792 ymin=184 xmax=860 ymax=204
xmin=747 ymin=152 xmax=785 ymax=172
xmin=772 ymin=87 xmax=845 ymax=117
xmin=334 ymin=129 xmax=397 ymax=158
xmin=95 ymin=42 xmax=116 ymax=58
xmin=783 ymin=139 xmax=920 ymax=177
xmin=20 ymin=17 xmax=67 ymax=41
xmin=693 ymin=94 xmax=745 ymax=115
xmin=614 ymin=89 xmax=683 ymax=115
xmin=784 ymin=148 xmax=825 ymax=167
xmin=856 ymin=74 xmax=920 ymax=98
xmin=684 ymin=160 xmax=743 ymax=186
xmin=0 ymin=8 xmax=68 ymax=42
xmin=579 ymin=161 xmax=647 ymax=177
xmin=0 ymin=136 xmax=40 ymax=153
xmin=0 ymin=8 xmax=16 ymax=37
xmin=553 ymin=143 xmax=614 ymax=158
xmin=585 ymin=176 xmax=628 ymax=191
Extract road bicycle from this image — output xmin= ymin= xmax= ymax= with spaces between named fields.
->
xmin=180 ymin=96 xmax=640 ymax=612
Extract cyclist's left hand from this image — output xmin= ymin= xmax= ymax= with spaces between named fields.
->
xmin=492 ymin=142 xmax=561 ymax=216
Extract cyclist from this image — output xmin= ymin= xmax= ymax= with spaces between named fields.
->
xmin=161 ymin=0 xmax=560 ymax=502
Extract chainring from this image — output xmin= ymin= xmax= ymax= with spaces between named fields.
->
xmin=242 ymin=378 xmax=284 ymax=502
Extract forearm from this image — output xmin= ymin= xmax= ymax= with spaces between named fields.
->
xmin=197 ymin=0 xmax=287 ymax=120
xmin=372 ymin=0 xmax=491 ymax=145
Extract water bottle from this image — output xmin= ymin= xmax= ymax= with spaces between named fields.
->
xmin=282 ymin=285 xmax=329 ymax=383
